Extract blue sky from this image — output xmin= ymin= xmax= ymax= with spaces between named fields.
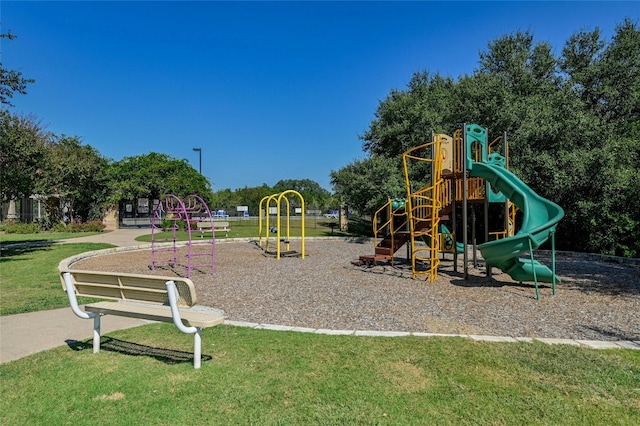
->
xmin=1 ymin=1 xmax=636 ymax=191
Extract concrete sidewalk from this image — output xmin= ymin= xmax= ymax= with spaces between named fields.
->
xmin=0 ymin=308 xmax=149 ymax=364
xmin=60 ymin=227 xmax=152 ymax=247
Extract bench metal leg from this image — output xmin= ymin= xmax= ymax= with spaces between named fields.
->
xmin=93 ymin=315 xmax=101 ymax=353
xmin=194 ymin=328 xmax=202 ymax=369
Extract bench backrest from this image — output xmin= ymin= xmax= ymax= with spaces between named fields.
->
xmin=60 ymin=269 xmax=197 ymax=307
xmin=196 ymin=221 xmax=229 ymax=229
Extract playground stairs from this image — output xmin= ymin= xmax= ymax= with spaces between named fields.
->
xmin=352 ymin=207 xmax=443 ymax=267
xmin=352 ymin=229 xmax=411 ymax=266
xmin=353 ymin=135 xmax=450 ymax=275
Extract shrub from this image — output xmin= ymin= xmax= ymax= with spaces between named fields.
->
xmin=53 ymin=220 xmax=106 ymax=233
xmin=160 ymin=219 xmax=177 ymax=230
xmin=51 ymin=222 xmax=68 ymax=232
xmin=80 ymin=220 xmax=106 ymax=232
xmin=0 ymin=222 xmax=42 ymax=234
xmin=35 ymin=217 xmax=58 ymax=231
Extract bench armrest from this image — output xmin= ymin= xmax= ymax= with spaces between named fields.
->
xmin=166 ymin=280 xmax=205 ymax=368
xmin=166 ymin=281 xmax=198 ymax=334
xmin=63 ymin=272 xmax=98 ymax=320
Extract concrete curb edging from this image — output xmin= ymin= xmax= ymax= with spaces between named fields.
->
xmin=224 ymin=321 xmax=640 ymax=350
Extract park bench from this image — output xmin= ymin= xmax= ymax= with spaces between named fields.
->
xmin=60 ymin=269 xmax=225 ymax=369
xmin=196 ymin=221 xmax=230 ymax=237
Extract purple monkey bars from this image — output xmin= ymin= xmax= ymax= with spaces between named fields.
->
xmin=151 ymin=194 xmax=215 ymax=278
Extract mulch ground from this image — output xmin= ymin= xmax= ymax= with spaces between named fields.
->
xmin=70 ymin=239 xmax=640 ymax=341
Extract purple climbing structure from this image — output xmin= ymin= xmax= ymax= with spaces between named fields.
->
xmin=151 ymin=194 xmax=215 ymax=278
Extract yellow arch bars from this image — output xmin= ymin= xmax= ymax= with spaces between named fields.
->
xmin=258 ymin=190 xmax=306 ymax=259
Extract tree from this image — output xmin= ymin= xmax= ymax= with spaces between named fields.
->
xmin=0 ymin=110 xmax=49 ymax=203
xmin=478 ymin=31 xmax=560 ymax=97
xmin=106 ymin=153 xmax=213 ymax=206
xmin=210 ymin=188 xmax=244 ymax=214
xmin=361 ymin=71 xmax=455 ymax=158
xmin=330 ymin=155 xmax=405 ymax=216
xmin=560 ymin=28 xmax=606 ymax=115
xmin=560 ymin=19 xmax=640 ymax=128
xmin=35 ymin=136 xmax=109 ymax=222
xmin=0 ymin=31 xmax=35 ymax=106
xmin=272 ymin=178 xmax=331 ymax=210
xmin=598 ymin=18 xmax=640 ymax=127
xmin=231 ymin=184 xmax=276 ymax=215
xmin=209 ymin=181 xmax=334 ymax=216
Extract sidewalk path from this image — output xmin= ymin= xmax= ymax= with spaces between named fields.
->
xmin=59 ymin=227 xmax=152 ymax=247
xmin=0 ymin=308 xmax=149 ymax=364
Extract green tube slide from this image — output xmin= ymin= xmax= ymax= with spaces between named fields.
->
xmin=470 ymin=161 xmax=564 ymax=283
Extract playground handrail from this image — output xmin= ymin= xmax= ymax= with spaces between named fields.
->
xmin=372 ymin=199 xmax=393 ymax=247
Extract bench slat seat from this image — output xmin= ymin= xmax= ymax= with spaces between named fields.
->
xmin=85 ymin=301 xmax=225 ymax=328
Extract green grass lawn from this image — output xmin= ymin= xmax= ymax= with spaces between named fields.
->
xmin=1 ymin=325 xmax=638 ymax=425
xmin=0 ymin=242 xmax=115 ymax=315
xmin=0 ymin=231 xmax=102 ymax=245
xmin=1 ymin=239 xmax=639 ymax=424
xmin=135 ymin=218 xmax=356 ymax=242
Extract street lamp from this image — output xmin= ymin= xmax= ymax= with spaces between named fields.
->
xmin=192 ymin=147 xmax=202 ymax=174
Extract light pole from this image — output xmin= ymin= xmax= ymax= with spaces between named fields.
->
xmin=192 ymin=147 xmax=202 ymax=174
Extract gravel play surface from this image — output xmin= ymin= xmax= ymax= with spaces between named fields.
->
xmin=69 ymin=238 xmax=640 ymax=341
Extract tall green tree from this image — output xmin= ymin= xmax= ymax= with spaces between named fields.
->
xmin=34 ymin=136 xmax=109 ymax=222
xmin=106 ymin=153 xmax=213 ymax=206
xmin=560 ymin=18 xmax=640 ymax=129
xmin=232 ymin=184 xmax=275 ymax=215
xmin=210 ymin=188 xmax=245 ymax=214
xmin=596 ymin=18 xmax=640 ymax=128
xmin=361 ymin=72 xmax=455 ymax=158
xmin=0 ymin=110 xmax=49 ymax=202
xmin=478 ymin=31 xmax=560 ymax=97
xmin=210 ymin=180 xmax=335 ymax=216
xmin=560 ymin=28 xmax=606 ymax=116
xmin=273 ymin=178 xmax=331 ymax=210
xmin=330 ymin=155 xmax=405 ymax=216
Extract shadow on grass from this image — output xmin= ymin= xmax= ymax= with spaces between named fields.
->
xmin=65 ymin=337 xmax=212 ymax=366
xmin=319 ymin=221 xmax=340 ymax=234
xmin=0 ymin=241 xmax=56 ymax=261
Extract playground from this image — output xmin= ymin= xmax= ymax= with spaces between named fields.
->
xmin=69 ymin=239 xmax=640 ymax=342
xmin=59 ymin=122 xmax=638 ymax=343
